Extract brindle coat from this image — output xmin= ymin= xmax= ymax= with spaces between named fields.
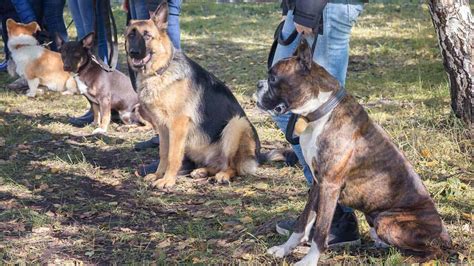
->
xmin=257 ymin=40 xmax=451 ymax=264
xmin=125 ymin=2 xmax=261 ymax=188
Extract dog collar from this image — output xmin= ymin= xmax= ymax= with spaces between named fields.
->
xmin=154 ymin=46 xmax=175 ymax=76
xmin=303 ymin=87 xmax=347 ymax=123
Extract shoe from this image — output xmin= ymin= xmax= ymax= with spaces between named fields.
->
xmin=275 ymin=205 xmax=361 ymax=247
xmin=134 ymin=136 xmax=160 ymax=151
xmin=68 ymin=109 xmax=94 ymax=127
xmin=0 ymin=60 xmax=8 ymax=72
xmin=6 ymin=77 xmax=28 ymax=91
xmin=136 ymin=157 xmax=196 ymax=177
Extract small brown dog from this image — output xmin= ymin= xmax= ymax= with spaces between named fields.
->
xmin=6 ymin=19 xmax=76 ymax=97
xmin=257 ymin=39 xmax=451 ymax=264
xmin=57 ymin=33 xmax=148 ymax=134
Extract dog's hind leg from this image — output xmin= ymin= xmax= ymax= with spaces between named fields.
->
xmin=217 ymin=116 xmax=258 ymax=184
xmin=374 ymin=209 xmax=450 ymax=258
xmin=267 ymin=183 xmax=319 ymax=258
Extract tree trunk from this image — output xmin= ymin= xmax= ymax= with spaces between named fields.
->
xmin=427 ymin=0 xmax=473 ymax=127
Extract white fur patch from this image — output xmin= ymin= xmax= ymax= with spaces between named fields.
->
xmin=301 ymin=211 xmax=317 ymax=243
xmin=294 ymin=240 xmax=321 ymax=266
xmin=74 ymin=75 xmax=89 ymax=94
xmin=292 ymin=91 xmax=332 ymax=116
xmin=267 ymin=232 xmax=303 ymax=258
xmin=8 ymin=34 xmax=43 ymax=77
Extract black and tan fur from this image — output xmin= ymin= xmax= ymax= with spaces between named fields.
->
xmin=125 ymin=2 xmax=262 ymax=188
xmin=257 ymin=40 xmax=451 ymax=264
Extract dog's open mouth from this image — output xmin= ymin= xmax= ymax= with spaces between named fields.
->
xmin=130 ymin=53 xmax=152 ymax=68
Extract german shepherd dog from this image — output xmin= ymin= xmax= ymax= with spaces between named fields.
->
xmin=125 ymin=2 xmax=264 ymax=189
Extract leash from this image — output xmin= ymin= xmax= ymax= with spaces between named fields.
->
xmin=284 ymin=32 xmax=319 ymax=145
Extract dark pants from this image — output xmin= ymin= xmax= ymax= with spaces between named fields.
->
xmin=0 ymin=0 xmax=19 ymax=59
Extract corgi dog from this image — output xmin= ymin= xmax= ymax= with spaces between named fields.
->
xmin=6 ymin=19 xmax=76 ymax=97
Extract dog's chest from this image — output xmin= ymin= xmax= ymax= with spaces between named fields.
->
xmin=73 ymin=75 xmax=89 ymax=94
xmin=300 ymin=113 xmax=331 ymax=178
xmin=10 ymin=46 xmax=43 ymax=76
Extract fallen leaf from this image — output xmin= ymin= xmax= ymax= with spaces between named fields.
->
xmin=253 ymin=182 xmax=269 ymax=190
xmin=223 ymin=206 xmax=236 ymax=216
xmin=158 ymin=239 xmax=171 ymax=248
xmin=420 ymin=149 xmax=431 ymax=158
xmin=240 ymin=216 xmax=253 ymax=224
xmin=461 ymin=213 xmax=474 ymax=222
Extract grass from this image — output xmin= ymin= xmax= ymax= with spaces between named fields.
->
xmin=0 ymin=1 xmax=473 ymax=264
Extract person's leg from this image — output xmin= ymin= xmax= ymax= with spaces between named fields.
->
xmin=42 ymin=0 xmax=67 ymax=51
xmin=67 ymin=0 xmax=86 ymax=38
xmin=94 ymin=0 xmax=108 ymax=63
xmin=167 ymin=0 xmax=181 ymax=50
xmin=129 ymin=0 xmax=149 ymax=20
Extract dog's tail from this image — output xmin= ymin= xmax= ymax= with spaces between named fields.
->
xmin=258 ymin=148 xmax=298 ymax=166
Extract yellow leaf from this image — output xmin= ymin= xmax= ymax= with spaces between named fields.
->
xmin=240 ymin=216 xmax=253 ymax=224
xmin=420 ymin=149 xmax=431 ymax=158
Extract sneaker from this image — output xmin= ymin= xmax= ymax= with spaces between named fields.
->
xmin=6 ymin=77 xmax=28 ymax=92
xmin=275 ymin=205 xmax=360 ymax=247
xmin=68 ymin=109 xmax=94 ymax=127
xmin=134 ymin=136 xmax=160 ymax=151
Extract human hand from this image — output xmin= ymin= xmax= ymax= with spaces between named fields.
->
xmin=294 ymin=23 xmax=314 ymax=36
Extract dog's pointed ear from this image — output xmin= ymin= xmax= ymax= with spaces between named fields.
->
xmin=55 ymin=32 xmax=65 ymax=50
xmin=81 ymin=32 xmax=95 ymax=49
xmin=295 ymin=38 xmax=313 ymax=70
xmin=151 ymin=1 xmax=168 ymax=30
xmin=26 ymin=21 xmax=41 ymax=34
xmin=6 ymin=19 xmax=16 ymax=34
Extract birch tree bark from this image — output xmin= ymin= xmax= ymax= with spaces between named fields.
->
xmin=427 ymin=0 xmax=473 ymax=127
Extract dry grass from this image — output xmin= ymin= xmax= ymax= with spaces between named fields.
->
xmin=0 ymin=1 xmax=472 ymax=264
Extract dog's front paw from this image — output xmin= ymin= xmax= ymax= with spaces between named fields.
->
xmin=152 ymin=176 xmax=176 ymax=189
xmin=294 ymin=256 xmax=318 ymax=266
xmin=92 ymin=128 xmax=107 ymax=135
xmin=191 ymin=168 xmax=209 ymax=178
xmin=144 ymin=173 xmax=158 ymax=182
xmin=26 ymin=90 xmax=36 ymax=97
xmin=214 ymin=171 xmax=231 ymax=184
xmin=267 ymin=245 xmax=290 ymax=258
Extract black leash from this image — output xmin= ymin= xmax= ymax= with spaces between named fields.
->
xmin=284 ymin=32 xmax=319 ymax=145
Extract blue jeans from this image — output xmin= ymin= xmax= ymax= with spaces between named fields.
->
xmin=67 ymin=0 xmax=108 ymax=61
xmin=11 ymin=0 xmax=68 ymax=51
xmin=128 ymin=0 xmax=182 ymax=50
xmin=271 ymin=1 xmax=363 ymax=211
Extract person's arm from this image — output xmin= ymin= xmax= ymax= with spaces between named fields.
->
xmin=293 ymin=0 xmax=328 ymax=34
xmin=10 ymin=0 xmax=37 ymax=24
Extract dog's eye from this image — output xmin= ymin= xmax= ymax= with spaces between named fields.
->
xmin=143 ymin=31 xmax=152 ymax=40
xmin=269 ymin=75 xmax=277 ymax=83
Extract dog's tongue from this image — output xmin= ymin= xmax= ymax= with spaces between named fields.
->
xmin=132 ymin=58 xmax=143 ymax=65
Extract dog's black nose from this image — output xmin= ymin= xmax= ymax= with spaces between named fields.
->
xmin=63 ymin=65 xmax=72 ymax=72
xmin=129 ymin=49 xmax=141 ymax=58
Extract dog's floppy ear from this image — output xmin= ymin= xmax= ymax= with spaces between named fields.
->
xmin=26 ymin=21 xmax=41 ymax=34
xmin=151 ymin=1 xmax=168 ymax=30
xmin=81 ymin=32 xmax=95 ymax=49
xmin=295 ymin=38 xmax=313 ymax=70
xmin=55 ymin=32 xmax=65 ymax=50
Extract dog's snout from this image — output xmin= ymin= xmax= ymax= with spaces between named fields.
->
xmin=63 ymin=65 xmax=72 ymax=72
xmin=128 ymin=49 xmax=140 ymax=58
xmin=257 ymin=80 xmax=265 ymax=90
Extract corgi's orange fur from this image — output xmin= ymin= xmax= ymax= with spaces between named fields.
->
xmin=6 ymin=19 xmax=76 ymax=97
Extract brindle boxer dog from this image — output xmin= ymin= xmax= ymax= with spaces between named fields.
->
xmin=256 ymin=39 xmax=451 ymax=265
